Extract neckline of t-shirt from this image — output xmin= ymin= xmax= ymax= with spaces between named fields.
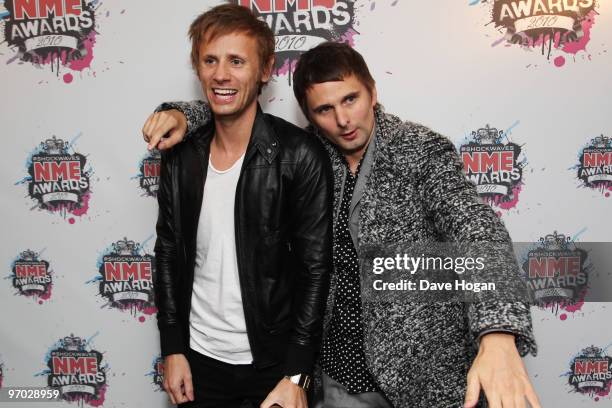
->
xmin=208 ymin=153 xmax=245 ymax=174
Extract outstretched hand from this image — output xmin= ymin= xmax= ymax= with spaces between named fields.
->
xmin=464 ymin=332 xmax=541 ymax=408
xmin=142 ymin=109 xmax=187 ymax=150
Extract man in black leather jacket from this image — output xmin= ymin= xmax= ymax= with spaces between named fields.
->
xmin=145 ymin=5 xmax=333 ymax=408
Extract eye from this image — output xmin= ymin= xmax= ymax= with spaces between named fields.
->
xmin=203 ymin=57 xmax=215 ymax=65
xmin=231 ymin=58 xmax=244 ymax=66
xmin=345 ymin=95 xmax=357 ymax=104
xmin=317 ymin=106 xmax=332 ymax=114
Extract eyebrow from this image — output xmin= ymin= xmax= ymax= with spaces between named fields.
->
xmin=227 ymin=54 xmax=247 ymax=61
xmin=201 ymin=53 xmax=247 ymax=61
xmin=313 ymin=91 xmax=360 ymax=113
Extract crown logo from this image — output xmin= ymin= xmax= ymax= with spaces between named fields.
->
xmin=147 ymin=149 xmax=161 ymax=159
xmin=40 ymin=136 xmax=68 ymax=155
xmin=581 ymin=345 xmax=603 ymax=358
xmin=472 ymin=124 xmax=503 ymax=145
xmin=591 ymin=134 xmax=611 ymax=148
xmin=19 ymin=249 xmax=38 ymax=261
xmin=113 ymin=237 xmax=137 ymax=255
xmin=539 ymin=231 xmax=569 ymax=250
xmin=61 ymin=334 xmax=86 ymax=351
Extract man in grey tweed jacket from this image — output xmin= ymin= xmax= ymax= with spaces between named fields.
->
xmin=143 ymin=43 xmax=540 ymax=408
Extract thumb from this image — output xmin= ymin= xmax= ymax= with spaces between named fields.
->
xmin=168 ymin=126 xmax=186 ymax=146
xmin=464 ymin=373 xmax=481 ymax=408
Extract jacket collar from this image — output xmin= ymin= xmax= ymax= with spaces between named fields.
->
xmin=250 ymin=104 xmax=280 ymax=164
xmin=195 ymin=103 xmax=279 ymax=165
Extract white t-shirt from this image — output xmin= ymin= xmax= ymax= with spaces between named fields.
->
xmin=189 ymin=153 xmax=253 ymax=364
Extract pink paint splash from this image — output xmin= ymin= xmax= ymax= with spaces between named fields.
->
xmin=562 ymin=10 xmax=597 ymax=55
xmin=21 ymin=281 xmax=53 ymax=302
xmin=111 ymin=301 xmax=157 ymax=321
xmin=274 ymin=58 xmax=298 ymax=77
xmin=78 ymin=383 xmax=107 ymax=407
xmin=483 ymin=182 xmax=523 ymax=210
xmin=68 ymin=32 xmax=97 ymax=72
xmin=593 ymin=378 xmax=612 ymax=398
xmin=561 ymin=296 xmax=585 ymax=313
xmin=38 ymin=282 xmax=53 ymax=301
xmin=142 ymin=305 xmax=157 ymax=316
xmin=554 ymin=56 xmax=566 ymax=67
xmin=560 ymin=313 xmax=567 ymax=321
xmin=25 ymin=31 xmax=97 ymax=78
xmin=68 ymin=218 xmax=75 ymax=224
xmin=70 ymin=191 xmax=92 ymax=217
xmin=338 ymin=28 xmax=358 ymax=47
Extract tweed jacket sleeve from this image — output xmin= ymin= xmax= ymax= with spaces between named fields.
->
xmin=155 ymin=100 xmax=211 ymax=138
xmin=412 ymin=125 xmax=537 ymax=357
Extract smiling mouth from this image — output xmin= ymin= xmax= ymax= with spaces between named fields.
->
xmin=213 ymin=88 xmax=237 ymax=96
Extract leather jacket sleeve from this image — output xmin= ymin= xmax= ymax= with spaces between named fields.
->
xmin=284 ymin=137 xmax=334 ymax=376
xmin=153 ymin=148 xmax=187 ymax=357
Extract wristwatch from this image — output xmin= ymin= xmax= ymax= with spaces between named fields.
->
xmin=284 ymin=374 xmax=311 ymax=391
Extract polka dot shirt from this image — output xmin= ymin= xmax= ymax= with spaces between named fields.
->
xmin=321 ymin=160 xmax=379 ymax=394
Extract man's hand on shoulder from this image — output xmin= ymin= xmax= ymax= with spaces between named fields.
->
xmin=163 ymin=353 xmax=194 ymax=405
xmin=142 ymin=109 xmax=187 ymax=151
xmin=464 ymin=332 xmax=541 ymax=408
xmin=260 ymin=377 xmax=307 ymax=408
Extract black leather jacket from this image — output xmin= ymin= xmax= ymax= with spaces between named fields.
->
xmin=154 ymin=107 xmax=333 ymax=375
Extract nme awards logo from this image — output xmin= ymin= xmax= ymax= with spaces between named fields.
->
xmin=91 ymin=237 xmax=156 ymax=320
xmin=11 ymin=249 xmax=53 ymax=301
xmin=137 ymin=149 xmax=160 ymax=198
xmin=146 ymin=355 xmax=165 ymax=392
xmin=234 ymin=0 xmax=357 ymax=73
xmin=481 ymin=0 xmax=599 ymax=62
xmin=44 ymin=334 xmax=108 ymax=405
xmin=21 ymin=135 xmax=92 ymax=220
xmin=1 ymin=0 xmax=97 ymax=72
xmin=522 ymin=231 xmax=589 ymax=314
xmin=567 ymin=345 xmax=612 ymax=399
xmin=576 ymin=134 xmax=612 ymax=196
xmin=460 ymin=124 xmax=524 ymax=210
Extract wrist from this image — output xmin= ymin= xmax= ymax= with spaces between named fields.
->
xmin=480 ymin=332 xmax=516 ymax=350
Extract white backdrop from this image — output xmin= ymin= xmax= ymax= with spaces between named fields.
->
xmin=1 ymin=0 xmax=611 ymax=407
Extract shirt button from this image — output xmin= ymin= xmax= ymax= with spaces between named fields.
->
xmin=267 ymin=148 xmax=272 ymax=154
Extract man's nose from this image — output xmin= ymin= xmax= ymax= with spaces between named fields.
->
xmin=212 ymin=61 xmax=230 ymax=82
xmin=335 ymin=108 xmax=349 ymax=128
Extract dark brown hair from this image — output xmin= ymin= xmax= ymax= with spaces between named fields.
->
xmin=188 ymin=4 xmax=275 ymax=79
xmin=293 ymin=42 xmax=376 ymax=118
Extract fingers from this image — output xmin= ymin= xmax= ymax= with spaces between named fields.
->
xmin=524 ymin=380 xmax=542 ymax=408
xmin=184 ymin=372 xmax=195 ymax=402
xmin=162 ymin=378 xmax=176 ymax=405
xmin=142 ymin=111 xmax=181 ymax=151
xmin=148 ymin=113 xmax=173 ymax=151
xmin=514 ymin=392 xmax=527 ymax=408
xmin=142 ymin=112 xmax=156 ymax=143
xmin=162 ymin=354 xmax=193 ymax=405
xmin=463 ymin=371 xmax=481 ymax=408
xmin=169 ymin=379 xmax=188 ymax=404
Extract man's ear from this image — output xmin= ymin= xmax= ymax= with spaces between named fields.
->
xmin=371 ymin=85 xmax=378 ymax=107
xmin=261 ymin=56 xmax=275 ymax=85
